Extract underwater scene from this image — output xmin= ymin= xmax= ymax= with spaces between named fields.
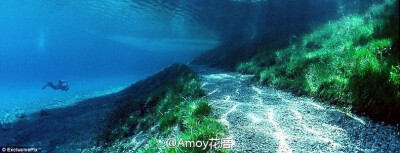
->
xmin=0 ymin=0 xmax=399 ymax=152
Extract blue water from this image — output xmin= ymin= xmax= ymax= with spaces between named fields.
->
xmin=0 ymin=0 xmax=220 ymax=122
xmin=1 ymin=0 xmax=390 ymax=151
xmin=0 ymin=0 xmax=378 ymax=123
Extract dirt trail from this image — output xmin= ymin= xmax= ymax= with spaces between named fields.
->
xmin=193 ymin=65 xmax=400 ymax=153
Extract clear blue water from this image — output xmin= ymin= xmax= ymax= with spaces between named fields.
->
xmin=1 ymin=0 xmax=392 ymax=151
xmin=0 ymin=0 xmax=376 ymax=123
xmin=0 ymin=0 xmax=220 ymax=122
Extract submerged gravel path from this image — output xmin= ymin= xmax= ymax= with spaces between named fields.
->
xmin=193 ymin=65 xmax=400 ymax=153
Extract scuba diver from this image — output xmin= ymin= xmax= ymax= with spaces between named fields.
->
xmin=42 ymin=80 xmax=70 ymax=91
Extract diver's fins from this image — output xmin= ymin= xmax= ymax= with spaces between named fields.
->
xmin=42 ymin=81 xmax=51 ymax=90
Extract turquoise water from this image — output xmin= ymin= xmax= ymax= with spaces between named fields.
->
xmin=0 ymin=0 xmax=378 ymax=123
xmin=1 ymin=0 xmax=387 ymax=151
xmin=0 ymin=0 xmax=220 ymax=123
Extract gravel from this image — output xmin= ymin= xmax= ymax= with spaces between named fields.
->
xmin=192 ymin=65 xmax=400 ymax=153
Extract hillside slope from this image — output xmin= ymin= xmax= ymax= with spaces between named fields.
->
xmin=237 ymin=0 xmax=399 ymax=123
xmin=94 ymin=64 xmax=227 ymax=153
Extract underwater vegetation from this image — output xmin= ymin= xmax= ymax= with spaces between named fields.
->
xmin=237 ymin=0 xmax=399 ymax=124
xmin=3 ymin=0 xmax=400 ymax=152
xmin=97 ymin=64 xmax=226 ymax=152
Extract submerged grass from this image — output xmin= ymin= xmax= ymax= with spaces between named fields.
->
xmin=139 ymin=99 xmax=227 ymax=153
xmin=137 ymin=73 xmax=227 ymax=153
xmin=97 ymin=64 xmax=226 ymax=152
xmin=238 ymin=0 xmax=400 ymax=123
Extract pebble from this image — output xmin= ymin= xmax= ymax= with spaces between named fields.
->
xmin=197 ymin=69 xmax=400 ymax=153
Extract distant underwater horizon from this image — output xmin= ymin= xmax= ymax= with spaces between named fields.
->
xmin=0 ymin=0 xmax=220 ymax=122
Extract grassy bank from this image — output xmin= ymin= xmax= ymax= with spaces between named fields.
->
xmin=96 ymin=64 xmax=226 ymax=152
xmin=237 ymin=0 xmax=399 ymax=123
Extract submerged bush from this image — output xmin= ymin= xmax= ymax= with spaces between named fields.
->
xmin=193 ymin=100 xmax=212 ymax=117
xmin=159 ymin=112 xmax=178 ymax=129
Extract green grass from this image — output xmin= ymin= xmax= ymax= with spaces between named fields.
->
xmin=98 ymin=64 xmax=204 ymax=144
xmin=193 ymin=100 xmax=212 ymax=117
xmin=238 ymin=0 xmax=400 ymax=123
xmin=138 ymin=98 xmax=227 ymax=153
xmin=98 ymin=64 xmax=226 ymax=152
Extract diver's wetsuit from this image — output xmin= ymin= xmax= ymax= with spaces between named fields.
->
xmin=42 ymin=80 xmax=70 ymax=91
